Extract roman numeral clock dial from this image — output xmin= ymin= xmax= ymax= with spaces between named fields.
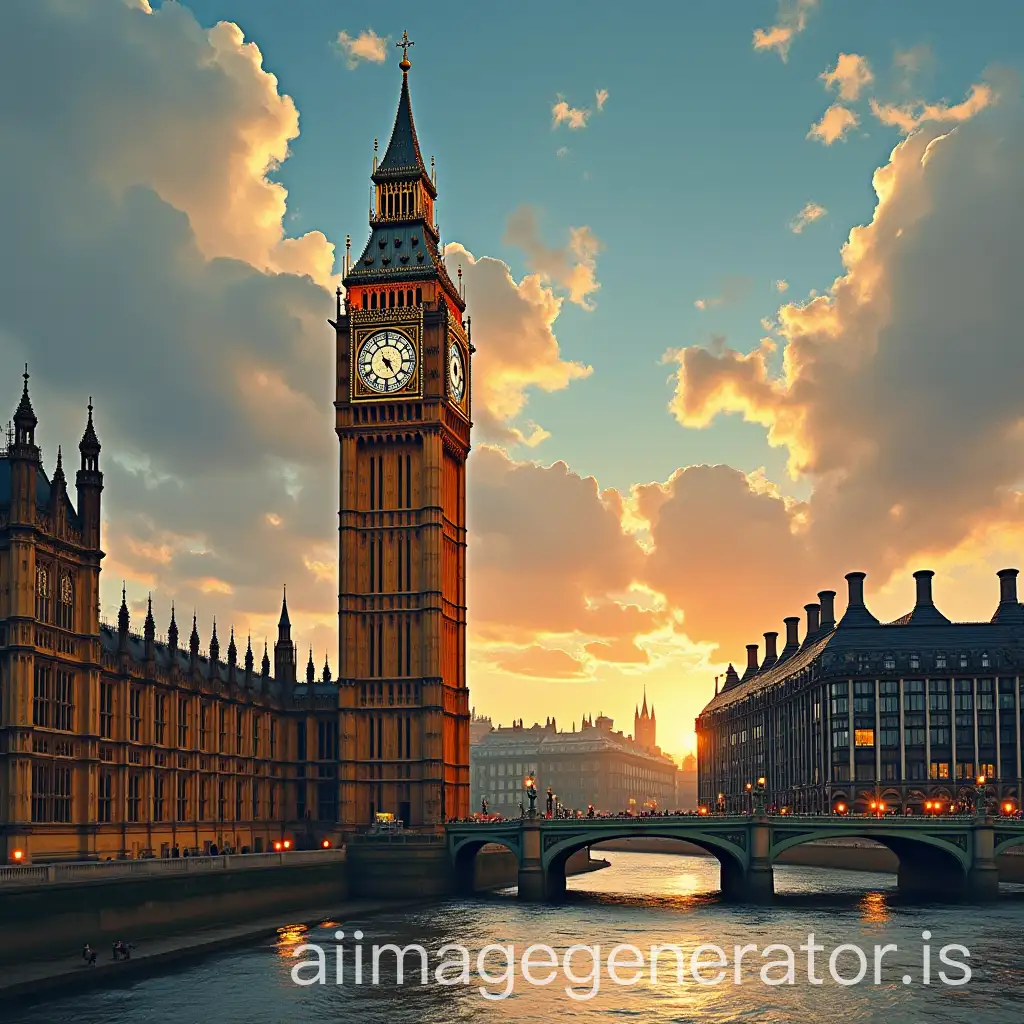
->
xmin=356 ymin=330 xmax=417 ymax=394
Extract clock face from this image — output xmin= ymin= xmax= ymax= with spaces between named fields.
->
xmin=448 ymin=342 xmax=466 ymax=403
xmin=357 ymin=330 xmax=417 ymax=394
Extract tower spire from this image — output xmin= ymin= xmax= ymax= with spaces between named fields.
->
xmin=397 ymin=29 xmax=414 ymax=72
xmin=13 ymin=364 xmax=37 ymax=446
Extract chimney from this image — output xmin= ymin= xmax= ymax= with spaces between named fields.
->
xmin=992 ymin=568 xmax=1024 ymax=624
xmin=777 ymin=616 xmax=801 ymax=663
xmin=745 ymin=638 xmax=761 ymax=679
xmin=914 ymin=569 xmax=935 ymax=606
xmin=908 ymin=569 xmax=950 ymax=625
xmin=761 ymin=631 xmax=779 ymax=670
xmin=818 ymin=590 xmax=836 ymax=630
xmin=801 ymin=603 xmax=820 ymax=648
xmin=837 ymin=571 xmax=880 ymax=628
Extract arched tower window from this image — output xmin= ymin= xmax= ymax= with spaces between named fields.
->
xmin=58 ymin=572 xmax=74 ymax=631
xmin=35 ymin=565 xmax=51 ymax=622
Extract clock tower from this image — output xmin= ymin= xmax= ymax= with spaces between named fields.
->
xmin=333 ymin=34 xmax=472 ymax=830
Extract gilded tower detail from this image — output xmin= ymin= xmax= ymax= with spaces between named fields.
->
xmin=334 ymin=35 xmax=472 ymax=828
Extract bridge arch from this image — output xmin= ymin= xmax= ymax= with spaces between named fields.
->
xmin=541 ymin=829 xmax=749 ymax=902
xmin=769 ymin=825 xmax=971 ymax=896
xmin=993 ymin=832 xmax=1024 ymax=858
xmin=449 ymin=833 xmax=523 ymax=897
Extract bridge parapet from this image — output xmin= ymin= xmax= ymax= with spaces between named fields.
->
xmin=444 ymin=813 xmax=1024 ymax=903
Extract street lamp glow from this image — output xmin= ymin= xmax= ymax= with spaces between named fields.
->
xmin=11 ymin=849 xmax=24 ymax=862
xmin=757 ymin=777 xmax=766 ymax=787
xmin=977 ymin=775 xmax=986 ymax=786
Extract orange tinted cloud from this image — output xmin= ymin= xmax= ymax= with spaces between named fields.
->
xmin=821 ymin=53 xmax=874 ymax=101
xmin=753 ymin=0 xmax=818 ymax=61
xmin=808 ymin=103 xmax=859 ymax=145
xmin=870 ymin=82 xmax=997 ymax=134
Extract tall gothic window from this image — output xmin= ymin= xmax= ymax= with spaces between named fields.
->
xmin=32 ymin=665 xmax=74 ymax=730
xmin=35 ymin=565 xmax=51 ymax=622
xmin=31 ymin=763 xmax=72 ymax=823
xmin=57 ymin=572 xmax=74 ymax=630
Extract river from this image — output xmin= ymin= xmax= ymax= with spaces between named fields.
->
xmin=11 ymin=852 xmax=1024 ymax=1023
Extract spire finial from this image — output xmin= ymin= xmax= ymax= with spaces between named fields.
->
xmin=23 ymin=363 xmax=28 ymax=392
xmin=397 ymin=29 xmax=414 ymax=72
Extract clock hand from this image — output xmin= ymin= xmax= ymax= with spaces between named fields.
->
xmin=382 ymin=356 xmax=394 ymax=371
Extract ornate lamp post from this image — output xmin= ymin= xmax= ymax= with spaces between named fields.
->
xmin=754 ymin=776 xmax=767 ymax=816
xmin=744 ymin=781 xmax=753 ymax=815
xmin=524 ymin=775 xmax=538 ymax=818
xmin=975 ymin=774 xmax=992 ymax=817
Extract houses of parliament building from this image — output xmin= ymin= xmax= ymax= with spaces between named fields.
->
xmin=0 ymin=38 xmax=472 ymax=863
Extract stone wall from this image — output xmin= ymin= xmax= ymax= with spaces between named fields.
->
xmin=0 ymin=859 xmax=348 ymax=965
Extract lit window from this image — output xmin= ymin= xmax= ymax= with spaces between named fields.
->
xmin=959 ymin=653 xmax=968 ymax=668
xmin=884 ymin=654 xmax=895 ymax=670
xmin=981 ymin=652 xmax=990 ymax=668
xmin=909 ymin=653 xmax=920 ymax=670
xmin=855 ymin=728 xmax=875 ymax=747
xmin=936 ymin=653 xmax=947 ymax=669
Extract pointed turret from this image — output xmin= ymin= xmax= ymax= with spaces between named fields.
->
xmin=227 ymin=626 xmax=238 ymax=684
xmin=274 ymin=586 xmax=296 ymax=684
xmin=373 ymin=30 xmax=434 ymax=196
xmin=323 ymin=652 xmax=332 ymax=685
xmin=168 ymin=603 xmax=178 ymax=653
xmin=117 ymin=583 xmax=130 ymax=650
xmin=189 ymin=612 xmax=200 ymax=671
xmin=76 ymin=397 xmax=103 ymax=551
xmin=51 ymin=446 xmax=66 ymax=491
xmin=306 ymin=646 xmax=315 ymax=685
xmin=261 ymin=640 xmax=271 ymax=678
xmin=144 ymin=594 xmax=156 ymax=661
xmin=278 ymin=585 xmax=291 ymax=636
xmin=9 ymin=367 xmax=39 ymax=528
xmin=209 ymin=618 xmax=220 ymax=665
xmin=13 ymin=364 xmax=36 ymax=445
xmin=245 ymin=634 xmax=254 ymax=678
xmin=342 ymin=32 xmax=463 ymax=314
xmin=721 ymin=663 xmax=741 ymax=692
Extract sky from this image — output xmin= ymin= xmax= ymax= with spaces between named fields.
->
xmin=2 ymin=0 xmax=1023 ymax=759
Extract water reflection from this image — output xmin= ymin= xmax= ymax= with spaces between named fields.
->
xmin=9 ymin=852 xmax=1024 ymax=1024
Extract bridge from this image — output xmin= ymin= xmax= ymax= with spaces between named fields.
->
xmin=445 ymin=812 xmax=1024 ymax=903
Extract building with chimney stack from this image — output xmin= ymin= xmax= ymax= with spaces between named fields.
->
xmin=0 ymin=374 xmax=341 ymax=863
xmin=696 ymin=568 xmax=1024 ymax=815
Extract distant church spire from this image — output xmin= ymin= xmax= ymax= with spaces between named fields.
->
xmin=306 ymin=646 xmax=315 ymax=685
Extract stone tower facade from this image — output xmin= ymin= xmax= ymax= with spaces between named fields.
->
xmin=334 ymin=38 xmax=472 ymax=828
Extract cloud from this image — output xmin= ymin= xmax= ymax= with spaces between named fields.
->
xmin=752 ymin=0 xmax=818 ymax=61
xmin=821 ymin=53 xmax=874 ymax=101
xmin=503 ymin=205 xmax=603 ymax=311
xmin=552 ymin=98 xmax=590 ymax=130
xmin=664 ymin=97 xmax=1024 ymax=628
xmin=694 ymin=276 xmax=753 ymax=311
xmin=556 ymin=146 xmax=569 ymax=158
xmin=807 ymin=103 xmax=859 ymax=145
xmin=443 ymin=243 xmax=592 ymax=447
xmin=789 ymin=201 xmax=828 ymax=233
xmin=0 ymin=0 xmax=586 ymax=668
xmin=552 ymin=89 xmax=608 ymax=130
xmin=776 ymin=279 xmax=789 ymax=293
xmin=870 ymin=81 xmax=998 ymax=134
xmin=334 ymin=28 xmax=389 ymax=69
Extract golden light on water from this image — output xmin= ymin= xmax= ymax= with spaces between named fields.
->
xmin=275 ymin=923 xmax=308 ymax=957
xmin=859 ymin=890 xmax=889 ymax=924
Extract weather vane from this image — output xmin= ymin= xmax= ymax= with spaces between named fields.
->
xmin=397 ymin=30 xmax=414 ymax=71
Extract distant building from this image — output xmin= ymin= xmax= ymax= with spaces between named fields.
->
xmin=634 ymin=692 xmax=657 ymax=752
xmin=469 ymin=708 xmax=493 ymax=748
xmin=697 ymin=569 xmax=1024 ymax=814
xmin=676 ymin=753 xmax=698 ymax=810
xmin=470 ymin=712 xmax=678 ymax=815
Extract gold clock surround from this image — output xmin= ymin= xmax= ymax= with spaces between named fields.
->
xmin=349 ymin=307 xmax=423 ymax=402
xmin=446 ymin=323 xmax=470 ymax=418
